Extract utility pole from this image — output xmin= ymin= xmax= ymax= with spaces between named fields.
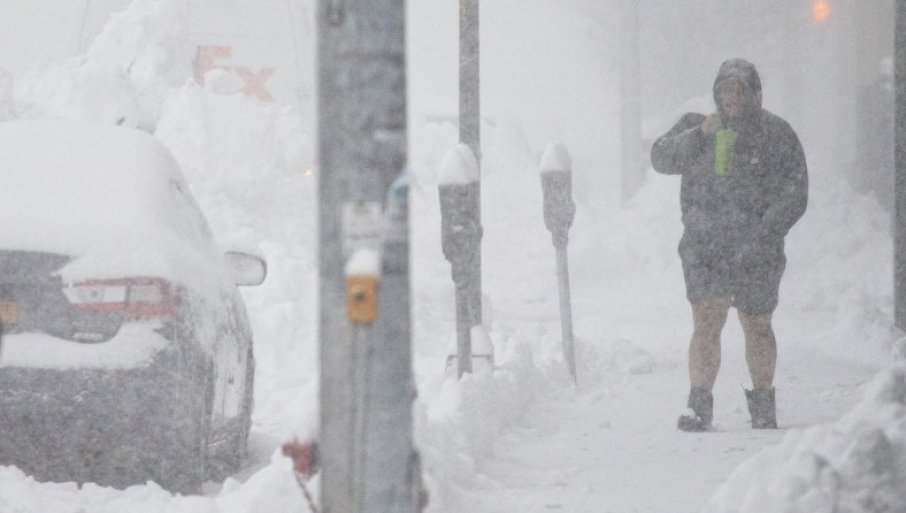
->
xmin=895 ymin=0 xmax=906 ymax=330
xmin=318 ymin=1 xmax=418 ymax=512
xmin=457 ymin=0 xmax=482 ymax=374
xmin=619 ymin=0 xmax=643 ymax=204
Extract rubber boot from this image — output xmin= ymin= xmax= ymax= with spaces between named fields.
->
xmin=677 ymin=387 xmax=713 ymax=432
xmin=745 ymin=387 xmax=777 ymax=429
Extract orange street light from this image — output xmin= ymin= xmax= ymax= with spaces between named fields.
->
xmin=812 ymin=0 xmax=831 ymax=23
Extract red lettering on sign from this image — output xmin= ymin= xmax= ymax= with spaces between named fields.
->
xmin=193 ymin=45 xmax=276 ymax=103
xmin=193 ymin=45 xmax=231 ymax=84
xmin=234 ymin=66 xmax=275 ymax=102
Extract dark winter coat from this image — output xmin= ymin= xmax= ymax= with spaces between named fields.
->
xmin=650 ymin=60 xmax=808 ymax=264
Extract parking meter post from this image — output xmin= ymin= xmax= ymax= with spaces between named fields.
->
xmin=555 ymin=245 xmax=576 ymax=381
xmin=439 ymin=145 xmax=482 ymax=378
xmin=455 ymin=283 xmax=472 ymax=376
xmin=440 ymin=181 xmax=481 ymax=377
xmin=540 ymin=143 xmax=577 ymax=384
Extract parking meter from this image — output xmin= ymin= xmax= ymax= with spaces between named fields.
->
xmin=540 ymin=143 xmax=576 ymax=249
xmin=439 ymin=181 xmax=482 ymax=284
xmin=439 ymin=144 xmax=483 ymax=377
xmin=540 ymin=142 xmax=577 ymax=384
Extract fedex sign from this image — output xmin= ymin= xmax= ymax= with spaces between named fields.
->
xmin=193 ymin=45 xmax=276 ymax=102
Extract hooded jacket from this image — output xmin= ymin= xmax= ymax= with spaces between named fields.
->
xmin=650 ymin=59 xmax=808 ymax=259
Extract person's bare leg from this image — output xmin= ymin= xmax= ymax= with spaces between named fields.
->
xmin=689 ymin=297 xmax=732 ymax=391
xmin=739 ymin=311 xmax=776 ymax=389
xmin=678 ymin=297 xmax=731 ymax=431
xmin=739 ymin=311 xmax=778 ymax=428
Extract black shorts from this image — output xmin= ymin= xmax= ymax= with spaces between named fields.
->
xmin=679 ymin=234 xmax=786 ymax=315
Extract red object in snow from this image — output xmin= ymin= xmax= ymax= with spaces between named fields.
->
xmin=282 ymin=439 xmax=320 ymax=479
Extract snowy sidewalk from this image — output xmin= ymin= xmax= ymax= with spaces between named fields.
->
xmin=448 ymin=307 xmax=879 ymax=513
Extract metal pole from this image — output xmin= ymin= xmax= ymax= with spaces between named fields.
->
xmin=896 ymin=0 xmax=906 ymax=330
xmin=455 ymin=282 xmax=472 ymax=376
xmin=318 ymin=0 xmax=417 ymax=512
xmin=459 ymin=0 xmax=482 ymax=371
xmin=460 ymin=0 xmax=480 ymax=160
xmin=619 ymin=0 xmax=644 ymax=204
xmin=555 ymin=246 xmax=576 ymax=382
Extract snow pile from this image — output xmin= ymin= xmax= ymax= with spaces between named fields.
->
xmin=785 ymin=174 xmax=897 ymax=361
xmin=85 ymin=0 xmax=191 ymax=91
xmin=12 ymin=0 xmax=190 ymax=130
xmin=703 ymin=364 xmax=906 ymax=513
xmin=417 ymin=338 xmax=560 ymax=511
xmin=0 ymin=454 xmax=308 ymax=513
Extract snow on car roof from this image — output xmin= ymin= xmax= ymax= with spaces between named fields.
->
xmin=0 ymin=119 xmax=226 ymax=289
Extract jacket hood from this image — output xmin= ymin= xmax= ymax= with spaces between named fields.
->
xmin=713 ymin=58 xmax=762 ymax=112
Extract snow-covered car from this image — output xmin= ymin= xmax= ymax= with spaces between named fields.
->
xmin=0 ymin=119 xmax=266 ymax=493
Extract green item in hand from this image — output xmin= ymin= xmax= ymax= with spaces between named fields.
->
xmin=713 ymin=128 xmax=737 ymax=176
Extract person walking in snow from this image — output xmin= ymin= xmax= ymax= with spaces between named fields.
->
xmin=650 ymin=58 xmax=808 ymax=431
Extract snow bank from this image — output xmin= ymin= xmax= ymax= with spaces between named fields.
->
xmin=417 ymin=338 xmax=555 ymax=511
xmin=153 ymin=69 xmax=317 ymax=445
xmin=784 ymin=174 xmax=897 ymax=363
xmin=703 ymin=364 xmax=906 ymax=513
xmin=0 ymin=452 xmax=309 ymax=513
xmin=12 ymin=0 xmax=190 ymax=130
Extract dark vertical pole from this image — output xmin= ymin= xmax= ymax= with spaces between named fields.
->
xmin=896 ymin=0 xmax=906 ymax=330
xmin=460 ymin=0 xmax=480 ymax=160
xmin=318 ymin=0 xmax=416 ymax=512
xmin=458 ymin=0 xmax=482 ymax=375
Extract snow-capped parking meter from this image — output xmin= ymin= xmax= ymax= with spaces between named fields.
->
xmin=439 ymin=145 xmax=483 ymax=377
xmin=540 ymin=143 xmax=576 ymax=249
xmin=540 ymin=142 xmax=577 ymax=384
xmin=439 ymin=181 xmax=481 ymax=283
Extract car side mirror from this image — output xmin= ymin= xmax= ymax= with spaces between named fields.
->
xmin=224 ymin=251 xmax=267 ymax=286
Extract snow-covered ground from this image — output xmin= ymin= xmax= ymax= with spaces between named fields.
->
xmin=0 ymin=1 xmax=902 ymax=512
